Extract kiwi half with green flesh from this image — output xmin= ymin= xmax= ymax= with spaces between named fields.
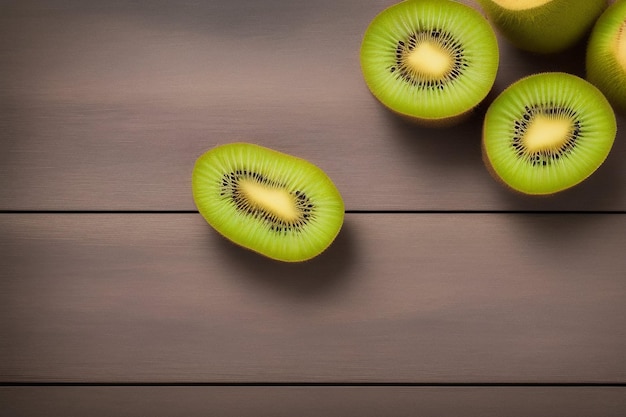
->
xmin=192 ymin=143 xmax=344 ymax=262
xmin=477 ymin=0 xmax=607 ymax=54
xmin=482 ymin=72 xmax=616 ymax=195
xmin=586 ymin=0 xmax=626 ymax=113
xmin=360 ymin=0 xmax=499 ymax=125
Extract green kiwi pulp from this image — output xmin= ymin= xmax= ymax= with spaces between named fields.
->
xmin=360 ymin=0 xmax=499 ymax=124
xmin=587 ymin=0 xmax=626 ymax=113
xmin=482 ymin=72 xmax=616 ymax=195
xmin=192 ymin=143 xmax=344 ymax=262
xmin=477 ymin=0 xmax=607 ymax=54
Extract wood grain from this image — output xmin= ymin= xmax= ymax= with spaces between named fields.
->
xmin=2 ymin=0 xmax=625 ymax=413
xmin=2 ymin=213 xmax=625 ymax=383
xmin=1 ymin=0 xmax=625 ymax=211
xmin=1 ymin=387 xmax=626 ymax=417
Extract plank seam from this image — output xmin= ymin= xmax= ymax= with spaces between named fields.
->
xmin=2 ymin=383 xmax=625 ymax=387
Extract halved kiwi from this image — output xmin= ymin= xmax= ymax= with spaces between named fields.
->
xmin=586 ymin=0 xmax=626 ymax=113
xmin=359 ymin=0 xmax=499 ymax=125
xmin=482 ymin=72 xmax=616 ymax=195
xmin=477 ymin=0 xmax=607 ymax=54
xmin=192 ymin=143 xmax=345 ymax=262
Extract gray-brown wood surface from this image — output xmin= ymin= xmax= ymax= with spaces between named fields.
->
xmin=1 ymin=0 xmax=625 ymax=415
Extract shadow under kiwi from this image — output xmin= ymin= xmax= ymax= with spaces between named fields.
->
xmin=495 ymin=27 xmax=589 ymax=85
xmin=492 ymin=163 xmax=625 ymax=212
xmin=381 ymin=101 xmax=488 ymax=174
xmin=378 ymin=30 xmax=592 ymax=185
xmin=489 ymin=112 xmax=626 ymax=212
xmin=207 ymin=217 xmax=359 ymax=301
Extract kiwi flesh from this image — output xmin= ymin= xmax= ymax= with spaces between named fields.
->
xmin=477 ymin=0 xmax=608 ymax=54
xmin=359 ymin=0 xmax=499 ymax=125
xmin=482 ymin=72 xmax=616 ymax=195
xmin=192 ymin=143 xmax=344 ymax=262
xmin=586 ymin=0 xmax=626 ymax=113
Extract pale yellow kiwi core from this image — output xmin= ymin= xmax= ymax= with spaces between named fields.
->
xmin=490 ymin=0 xmax=552 ymax=10
xmin=239 ymin=179 xmax=299 ymax=222
xmin=522 ymin=115 xmax=573 ymax=153
xmin=615 ymin=22 xmax=626 ymax=72
xmin=406 ymin=41 xmax=452 ymax=80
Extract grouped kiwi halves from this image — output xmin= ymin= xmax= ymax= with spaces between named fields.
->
xmin=477 ymin=0 xmax=608 ymax=54
xmin=586 ymin=0 xmax=626 ymax=113
xmin=482 ymin=72 xmax=617 ymax=195
xmin=360 ymin=0 xmax=499 ymax=124
xmin=192 ymin=143 xmax=344 ymax=262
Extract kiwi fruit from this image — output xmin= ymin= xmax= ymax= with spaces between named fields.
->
xmin=476 ymin=0 xmax=607 ymax=54
xmin=359 ymin=0 xmax=499 ymax=125
xmin=586 ymin=0 xmax=626 ymax=113
xmin=482 ymin=72 xmax=617 ymax=195
xmin=191 ymin=143 xmax=344 ymax=262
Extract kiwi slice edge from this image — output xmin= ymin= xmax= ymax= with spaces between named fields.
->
xmin=477 ymin=0 xmax=608 ymax=54
xmin=359 ymin=0 xmax=499 ymax=124
xmin=586 ymin=0 xmax=626 ymax=113
xmin=482 ymin=72 xmax=617 ymax=196
xmin=192 ymin=143 xmax=345 ymax=262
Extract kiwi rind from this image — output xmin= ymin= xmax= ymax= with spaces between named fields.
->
xmin=477 ymin=0 xmax=608 ymax=54
xmin=482 ymin=72 xmax=617 ymax=195
xmin=360 ymin=0 xmax=499 ymax=124
xmin=192 ymin=143 xmax=345 ymax=262
xmin=586 ymin=0 xmax=626 ymax=113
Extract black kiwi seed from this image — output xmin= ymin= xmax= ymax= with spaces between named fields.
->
xmin=510 ymin=103 xmax=582 ymax=166
xmin=388 ymin=29 xmax=466 ymax=90
xmin=360 ymin=0 xmax=499 ymax=123
xmin=220 ymin=170 xmax=316 ymax=234
xmin=482 ymin=72 xmax=617 ymax=196
xmin=192 ymin=143 xmax=344 ymax=262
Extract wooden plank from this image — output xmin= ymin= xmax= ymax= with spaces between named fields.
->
xmin=1 ymin=0 xmax=625 ymax=211
xmin=1 ymin=387 xmax=625 ymax=417
xmin=1 ymin=213 xmax=625 ymax=383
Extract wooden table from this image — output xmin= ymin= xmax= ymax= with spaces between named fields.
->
xmin=1 ymin=0 xmax=625 ymax=415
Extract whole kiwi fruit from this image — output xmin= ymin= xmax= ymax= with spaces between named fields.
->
xmin=477 ymin=0 xmax=608 ymax=54
xmin=192 ymin=143 xmax=345 ymax=262
xmin=359 ymin=0 xmax=499 ymax=125
xmin=482 ymin=72 xmax=617 ymax=195
xmin=586 ymin=0 xmax=626 ymax=113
